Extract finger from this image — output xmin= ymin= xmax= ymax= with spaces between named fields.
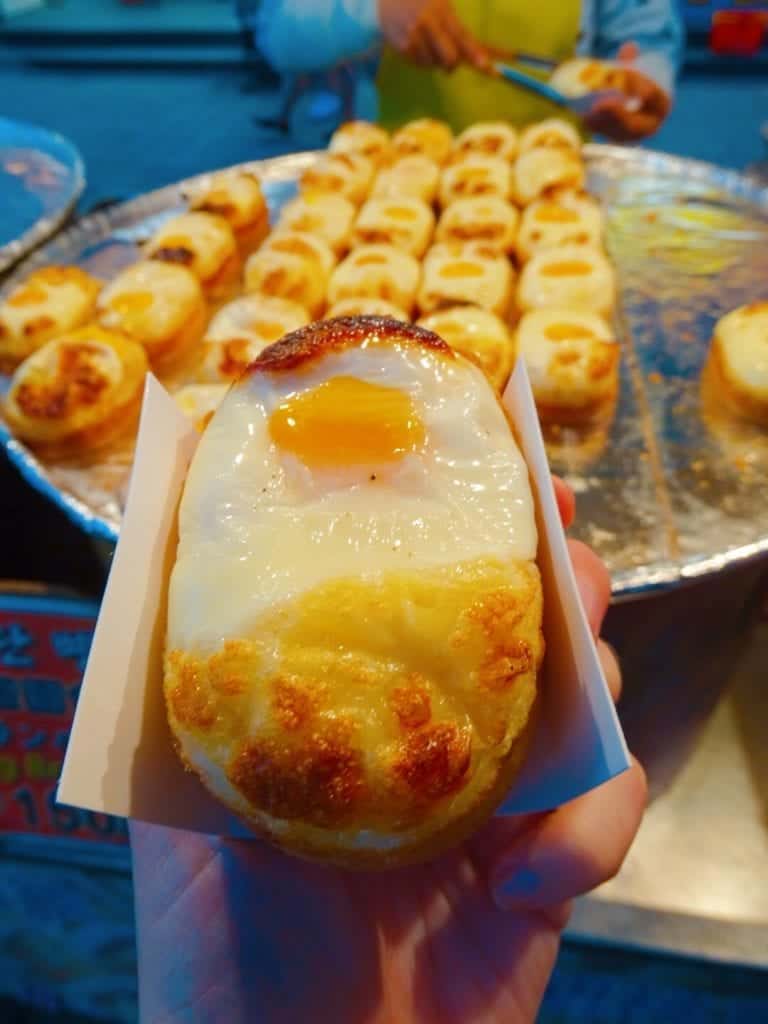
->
xmin=444 ymin=8 xmax=491 ymax=70
xmin=490 ymin=756 xmax=647 ymax=910
xmin=552 ymin=475 xmax=575 ymax=529
xmin=405 ymin=30 xmax=438 ymax=67
xmin=568 ymin=538 xmax=612 ymax=635
xmin=597 ymin=637 xmax=622 ymax=703
xmin=422 ymin=18 xmax=461 ymax=70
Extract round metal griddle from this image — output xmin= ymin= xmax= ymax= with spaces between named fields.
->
xmin=1 ymin=145 xmax=767 ymax=596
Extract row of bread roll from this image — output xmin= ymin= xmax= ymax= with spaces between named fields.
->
xmin=0 ymin=167 xmax=274 ymax=454
xmin=316 ymin=117 xmax=586 ymax=212
xmin=330 ymin=115 xmax=582 ymax=169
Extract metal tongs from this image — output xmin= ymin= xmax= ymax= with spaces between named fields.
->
xmin=489 ymin=48 xmax=640 ymax=119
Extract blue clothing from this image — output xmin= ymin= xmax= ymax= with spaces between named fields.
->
xmin=256 ymin=0 xmax=683 ymax=95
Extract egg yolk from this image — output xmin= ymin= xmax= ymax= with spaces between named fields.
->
xmin=534 ymin=204 xmax=579 ymax=224
xmin=440 ymin=261 xmax=484 ymax=278
xmin=384 ymin=206 xmax=418 ymax=221
xmin=545 ymin=322 xmax=597 ymax=341
xmin=541 ymin=260 xmax=592 ymax=277
xmin=270 ymin=376 xmax=425 ymax=467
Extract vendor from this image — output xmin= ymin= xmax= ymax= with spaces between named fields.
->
xmin=256 ymin=0 xmax=683 ymax=141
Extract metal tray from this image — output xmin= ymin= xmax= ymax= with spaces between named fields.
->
xmin=1 ymin=146 xmax=767 ymax=594
xmin=0 ymin=117 xmax=85 ymax=274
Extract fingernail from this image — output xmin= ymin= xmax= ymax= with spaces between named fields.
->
xmin=492 ymin=864 xmax=542 ymax=910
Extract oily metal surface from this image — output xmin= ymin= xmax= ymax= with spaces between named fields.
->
xmin=1 ymin=145 xmax=767 ymax=593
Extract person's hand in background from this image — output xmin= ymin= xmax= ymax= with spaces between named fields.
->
xmin=377 ymin=0 xmax=490 ymax=72
xmin=584 ymin=42 xmax=671 ymax=142
xmin=131 ymin=478 xmax=646 ymax=1024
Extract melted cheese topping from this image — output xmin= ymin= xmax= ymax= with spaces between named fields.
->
xmin=714 ymin=302 xmax=768 ymax=400
xmin=329 ymin=121 xmax=391 ymax=165
xmin=452 ymin=122 xmax=518 ymax=162
xmin=518 ymin=118 xmax=582 ymax=154
xmin=260 ymin=230 xmax=336 ymax=276
xmin=97 ymin=261 xmax=203 ymax=348
xmin=146 ymin=212 xmax=237 ymax=282
xmin=517 ymin=190 xmax=603 ymax=261
xmin=326 ymin=297 xmax=410 ymax=321
xmin=300 ymin=152 xmax=375 ymax=206
xmin=439 ymin=154 xmax=512 ymax=208
xmin=517 ymin=244 xmax=615 ymax=315
xmin=436 ymin=196 xmax=519 ymax=254
xmin=352 ymin=197 xmax=435 ymax=258
xmin=550 ymin=58 xmax=625 ymax=99
xmin=244 ymin=247 xmax=328 ymax=319
xmin=201 ymin=295 xmax=309 ymax=382
xmin=418 ymin=305 xmax=515 ymax=391
xmin=328 ymin=244 xmax=420 ymax=313
xmin=276 ymin=193 xmax=356 ymax=255
xmin=419 ymin=244 xmax=513 ymax=318
xmin=188 ymin=170 xmax=267 ymax=230
xmin=372 ymin=155 xmax=441 ymax=204
xmin=0 ymin=266 xmax=101 ymax=368
xmin=391 ymin=118 xmax=453 ymax=165
xmin=516 ymin=308 xmax=618 ymax=411
xmin=513 ymin=147 xmax=585 ymax=206
xmin=3 ymin=326 xmax=147 ymax=447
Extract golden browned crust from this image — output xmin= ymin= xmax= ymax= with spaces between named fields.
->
xmin=247 ymin=315 xmax=454 ymax=377
xmin=165 ymin=557 xmax=543 ymax=868
xmin=3 ymin=327 xmax=147 ymax=458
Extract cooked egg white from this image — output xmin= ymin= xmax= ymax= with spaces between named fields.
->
xmin=145 ymin=212 xmax=239 ymax=287
xmin=517 ymin=244 xmax=615 ymax=316
xmin=516 ymin=191 xmax=603 ymax=262
xmin=513 ymin=147 xmax=585 ymax=206
xmin=452 ymin=122 xmax=518 ymax=162
xmin=352 ymin=196 xmax=435 ymax=258
xmin=200 ymin=294 xmax=309 ymax=383
xmin=97 ymin=261 xmax=207 ymax=366
xmin=711 ymin=302 xmax=768 ymax=424
xmin=276 ymin=193 xmax=356 ymax=255
xmin=418 ymin=305 xmax=515 ymax=392
xmin=186 ymin=169 xmax=269 ymax=240
xmin=244 ymin=244 xmax=329 ymax=320
xmin=372 ymin=155 xmax=441 ymax=204
xmin=518 ymin=118 xmax=582 ymax=154
xmin=329 ymin=121 xmax=391 ymax=165
xmin=419 ymin=243 xmax=513 ymax=318
xmin=0 ymin=266 xmax=102 ymax=371
xmin=439 ymin=154 xmax=512 ymax=208
xmin=436 ymin=196 xmax=519 ymax=254
xmin=3 ymin=325 xmax=147 ymax=456
xmin=328 ymin=244 xmax=420 ymax=314
xmin=516 ymin=308 xmax=619 ymax=420
xmin=391 ymin=118 xmax=454 ymax=165
xmin=300 ymin=152 xmax=375 ymax=206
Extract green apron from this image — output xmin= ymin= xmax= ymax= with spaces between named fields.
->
xmin=378 ymin=0 xmax=582 ymax=132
